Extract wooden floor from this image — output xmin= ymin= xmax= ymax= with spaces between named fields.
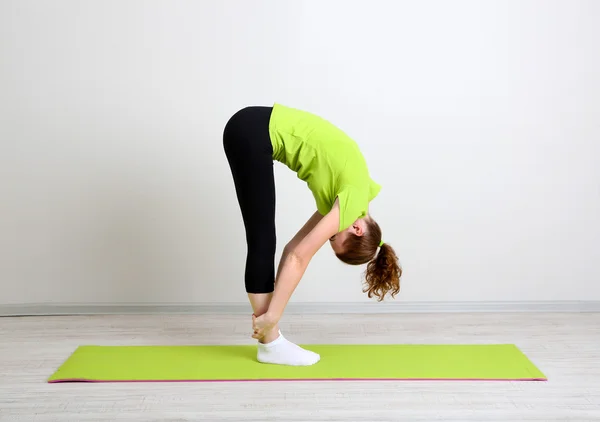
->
xmin=1 ymin=313 xmax=599 ymax=421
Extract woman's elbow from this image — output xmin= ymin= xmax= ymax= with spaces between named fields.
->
xmin=283 ymin=243 xmax=295 ymax=255
xmin=285 ymin=249 xmax=309 ymax=268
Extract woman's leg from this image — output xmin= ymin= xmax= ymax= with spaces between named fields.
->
xmin=223 ymin=107 xmax=318 ymax=365
xmin=223 ymin=107 xmax=279 ymax=343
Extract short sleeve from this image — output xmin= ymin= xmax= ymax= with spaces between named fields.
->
xmin=337 ymin=185 xmax=369 ymax=232
xmin=369 ymin=178 xmax=382 ymax=201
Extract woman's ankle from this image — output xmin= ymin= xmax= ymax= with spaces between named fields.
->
xmin=259 ymin=324 xmax=280 ymax=344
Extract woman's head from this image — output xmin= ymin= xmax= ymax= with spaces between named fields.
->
xmin=330 ymin=216 xmax=401 ymax=301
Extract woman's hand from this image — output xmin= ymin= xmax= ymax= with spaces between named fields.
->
xmin=252 ymin=312 xmax=279 ymax=339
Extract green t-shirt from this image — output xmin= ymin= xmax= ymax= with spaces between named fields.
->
xmin=268 ymin=103 xmax=381 ymax=232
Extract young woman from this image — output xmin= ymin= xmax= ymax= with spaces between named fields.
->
xmin=223 ymin=104 xmax=401 ymax=366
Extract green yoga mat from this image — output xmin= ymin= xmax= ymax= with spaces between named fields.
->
xmin=48 ymin=344 xmax=546 ymax=383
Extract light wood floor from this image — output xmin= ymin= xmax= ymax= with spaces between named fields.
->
xmin=1 ymin=313 xmax=599 ymax=421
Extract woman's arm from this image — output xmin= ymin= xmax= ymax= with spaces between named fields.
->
xmin=253 ymin=201 xmax=340 ymax=337
xmin=275 ymin=211 xmax=324 ymax=282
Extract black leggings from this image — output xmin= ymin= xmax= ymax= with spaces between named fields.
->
xmin=223 ymin=106 xmax=276 ymax=294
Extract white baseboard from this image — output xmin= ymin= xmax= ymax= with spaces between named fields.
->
xmin=1 ymin=301 xmax=599 ymax=317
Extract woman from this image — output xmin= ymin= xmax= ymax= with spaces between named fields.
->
xmin=223 ymin=104 xmax=401 ymax=366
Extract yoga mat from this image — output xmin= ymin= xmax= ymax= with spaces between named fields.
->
xmin=48 ymin=344 xmax=546 ymax=383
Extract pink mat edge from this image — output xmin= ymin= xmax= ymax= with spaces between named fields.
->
xmin=48 ymin=377 xmax=547 ymax=383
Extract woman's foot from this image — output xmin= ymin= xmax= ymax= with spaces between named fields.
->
xmin=257 ymin=331 xmax=320 ymax=366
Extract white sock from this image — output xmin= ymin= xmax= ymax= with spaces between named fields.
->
xmin=257 ymin=331 xmax=320 ymax=366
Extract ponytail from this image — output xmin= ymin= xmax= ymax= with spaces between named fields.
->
xmin=364 ymin=242 xmax=401 ymax=301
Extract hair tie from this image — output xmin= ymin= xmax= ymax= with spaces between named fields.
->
xmin=379 ymin=240 xmax=384 ymax=247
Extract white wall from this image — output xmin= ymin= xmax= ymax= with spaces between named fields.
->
xmin=1 ymin=0 xmax=599 ymax=306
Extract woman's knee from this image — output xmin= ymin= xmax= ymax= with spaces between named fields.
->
xmin=247 ymin=232 xmax=276 ymax=256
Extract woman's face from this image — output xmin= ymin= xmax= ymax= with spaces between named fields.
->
xmin=329 ymin=230 xmax=350 ymax=254
xmin=329 ymin=217 xmax=368 ymax=254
